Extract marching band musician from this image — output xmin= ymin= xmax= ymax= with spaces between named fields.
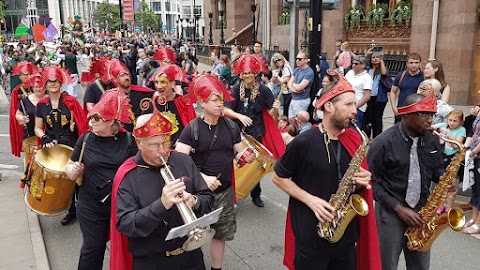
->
xmin=224 ymin=54 xmax=283 ymax=208
xmin=272 ymin=70 xmax=380 ymax=270
xmin=34 ymin=65 xmax=89 ymax=226
xmin=83 ymin=56 xmax=116 ymax=112
xmin=110 ymin=106 xmax=213 ymax=270
xmin=176 ymin=74 xmax=255 ymax=270
xmin=65 ymin=90 xmax=136 ymax=270
xmin=145 ymin=64 xmax=197 ymax=146
xmin=9 ymin=61 xmax=38 ymax=157
xmin=367 ymin=92 xmax=443 ymax=270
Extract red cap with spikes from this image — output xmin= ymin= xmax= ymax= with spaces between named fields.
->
xmin=185 ymin=73 xmax=234 ymax=104
xmin=315 ymin=69 xmax=355 ymax=109
xmin=149 ymin=64 xmax=188 ymax=84
xmin=42 ymin=65 xmax=73 ymax=85
xmin=133 ymin=98 xmax=173 ymax=139
xmin=88 ymin=90 xmax=133 ymax=124
xmin=233 ymin=55 xmax=268 ymax=75
xmin=12 ymin=61 xmax=38 ymax=76
xmin=152 ymin=47 xmax=177 ymax=63
xmin=397 ymin=91 xmax=437 ymax=115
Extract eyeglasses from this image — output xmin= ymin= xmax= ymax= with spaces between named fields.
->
xmin=372 ymin=56 xmax=381 ymax=59
xmin=352 ymin=62 xmax=361 ymax=66
xmin=146 ymin=141 xmax=172 ymax=151
xmin=89 ymin=114 xmax=104 ymax=122
xmin=417 ymin=112 xmax=435 ymax=119
xmin=275 ymin=59 xmax=282 ymax=63
xmin=296 ymin=58 xmax=306 ymax=61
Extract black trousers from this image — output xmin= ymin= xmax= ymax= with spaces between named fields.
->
xmin=133 ymin=249 xmax=205 ymax=270
xmin=251 ymin=136 xmax=263 ymax=198
xmin=68 ymin=184 xmax=79 ymax=216
xmin=362 ymin=97 xmax=387 ymax=138
xmin=76 ymin=194 xmax=111 ymax=270
xmin=282 ymin=93 xmax=292 ymax=117
xmin=294 ymin=243 xmax=357 ymax=270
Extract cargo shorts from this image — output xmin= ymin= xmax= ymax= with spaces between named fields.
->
xmin=211 ymin=187 xmax=237 ymax=241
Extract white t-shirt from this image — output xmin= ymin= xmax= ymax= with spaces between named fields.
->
xmin=345 ymin=70 xmax=373 ymax=112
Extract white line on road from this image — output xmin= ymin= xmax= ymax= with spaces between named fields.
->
xmin=0 ymin=164 xmax=20 ymax=169
xmin=0 ymin=134 xmax=9 ymax=137
xmin=0 ymin=114 xmax=8 ymax=117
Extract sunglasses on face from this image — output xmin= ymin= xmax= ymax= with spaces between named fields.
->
xmin=296 ymin=58 xmax=306 ymax=61
xmin=89 ymin=114 xmax=104 ymax=122
xmin=352 ymin=62 xmax=361 ymax=66
xmin=275 ymin=59 xmax=282 ymax=63
xmin=417 ymin=112 xmax=435 ymax=119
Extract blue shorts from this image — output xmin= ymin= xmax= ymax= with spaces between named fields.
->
xmin=288 ymin=98 xmax=311 ymax=118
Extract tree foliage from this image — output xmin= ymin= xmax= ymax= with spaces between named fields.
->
xmin=92 ymin=2 xmax=121 ymax=32
xmin=0 ymin=2 xmax=4 ymax=20
xmin=135 ymin=1 xmax=159 ymax=32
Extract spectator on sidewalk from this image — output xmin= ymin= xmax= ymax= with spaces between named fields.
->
xmin=287 ymin=50 xmax=314 ymax=125
xmin=345 ymin=55 xmax=372 ymax=128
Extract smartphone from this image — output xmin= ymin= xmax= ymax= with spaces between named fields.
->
xmin=372 ymin=47 xmax=383 ymax=57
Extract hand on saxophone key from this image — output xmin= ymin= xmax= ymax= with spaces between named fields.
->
xmin=394 ymin=204 xmax=423 ymax=227
xmin=161 ymin=178 xmax=187 ymax=210
xmin=352 ymin=167 xmax=372 ymax=189
xmin=307 ymin=195 xmax=335 ymax=223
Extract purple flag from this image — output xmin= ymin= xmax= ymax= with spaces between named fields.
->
xmin=40 ymin=16 xmax=52 ymax=25
xmin=42 ymin=23 xmax=58 ymax=42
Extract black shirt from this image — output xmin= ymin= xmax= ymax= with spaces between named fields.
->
xmin=367 ymin=122 xmax=444 ymax=212
xmin=35 ymin=95 xmax=76 ymax=147
xmin=274 ymin=128 xmax=359 ymax=250
xmin=84 ymin=80 xmax=114 ymax=104
xmin=19 ymin=96 xmax=36 ymax=138
xmin=116 ymin=151 xmax=213 ymax=257
xmin=71 ymin=132 xmax=134 ymax=202
xmin=124 ymin=89 xmax=154 ymax=132
xmin=178 ymin=117 xmax=241 ymax=193
xmin=227 ymin=83 xmax=274 ymax=138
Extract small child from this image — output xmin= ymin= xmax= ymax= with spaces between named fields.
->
xmin=261 ymin=70 xmax=277 ymax=97
xmin=278 ymin=115 xmax=288 ymax=134
xmin=433 ymin=110 xmax=466 ymax=212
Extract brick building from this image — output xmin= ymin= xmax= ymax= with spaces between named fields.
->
xmin=203 ymin=0 xmax=480 ymax=105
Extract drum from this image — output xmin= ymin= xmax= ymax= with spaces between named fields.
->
xmin=22 ymin=136 xmax=38 ymax=167
xmin=25 ymin=144 xmax=77 ymax=216
xmin=234 ymin=133 xmax=276 ymax=199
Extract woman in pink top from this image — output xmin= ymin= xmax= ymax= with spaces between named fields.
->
xmin=336 ymin=42 xmax=356 ymax=74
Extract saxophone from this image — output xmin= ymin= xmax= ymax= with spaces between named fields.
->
xmin=317 ymin=120 xmax=369 ymax=243
xmin=405 ymin=130 xmax=466 ymax=252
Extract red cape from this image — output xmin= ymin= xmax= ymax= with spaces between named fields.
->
xmin=283 ymin=128 xmax=381 ymax=270
xmin=37 ymin=93 xmax=89 ymax=142
xmin=9 ymin=85 xmax=29 ymax=157
xmin=173 ymin=95 xmax=197 ymax=127
xmin=110 ymin=157 xmax=137 ymax=270
xmin=261 ymin=110 xmax=286 ymax=159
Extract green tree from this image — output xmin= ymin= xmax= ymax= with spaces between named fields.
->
xmin=135 ymin=1 xmax=159 ymax=32
xmin=0 ymin=2 xmax=4 ymax=20
xmin=92 ymin=1 xmax=121 ymax=32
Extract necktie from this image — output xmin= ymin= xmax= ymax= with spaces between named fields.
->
xmin=405 ymin=137 xmax=421 ymax=208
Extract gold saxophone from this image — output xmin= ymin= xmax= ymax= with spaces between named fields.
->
xmin=405 ymin=130 xmax=466 ymax=252
xmin=317 ymin=120 xmax=369 ymax=243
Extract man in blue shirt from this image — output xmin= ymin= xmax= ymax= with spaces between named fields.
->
xmin=389 ymin=52 xmax=424 ymax=123
xmin=287 ymin=51 xmax=314 ymax=125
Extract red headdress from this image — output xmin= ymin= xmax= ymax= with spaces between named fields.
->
xmin=185 ymin=73 xmax=234 ymax=104
xmin=315 ymin=69 xmax=355 ymax=109
xmin=25 ymin=72 xmax=46 ymax=89
xmin=152 ymin=47 xmax=177 ymax=63
xmin=88 ymin=90 xmax=133 ymax=124
xmin=397 ymin=91 xmax=437 ymax=115
xmin=233 ymin=54 xmax=268 ymax=75
xmin=42 ymin=65 xmax=73 ymax=85
xmin=133 ymin=98 xmax=173 ymax=139
xmin=105 ymin=59 xmax=130 ymax=83
xmin=88 ymin=56 xmax=112 ymax=83
xmin=149 ymin=64 xmax=188 ymax=84
xmin=12 ymin=61 xmax=38 ymax=76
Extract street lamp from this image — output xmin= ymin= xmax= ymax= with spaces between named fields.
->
xmin=176 ymin=17 xmax=179 ymax=39
xmin=208 ymin=12 xmax=213 ymax=45
xmin=195 ymin=14 xmax=200 ymax=44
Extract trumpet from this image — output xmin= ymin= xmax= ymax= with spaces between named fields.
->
xmin=159 ymin=156 xmax=215 ymax=251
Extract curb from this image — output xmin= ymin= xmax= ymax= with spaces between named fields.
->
xmin=27 ymin=207 xmax=50 ymax=270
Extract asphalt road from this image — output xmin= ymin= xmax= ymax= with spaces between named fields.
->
xmin=0 ymin=77 xmax=479 ymax=270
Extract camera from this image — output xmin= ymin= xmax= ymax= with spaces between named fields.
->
xmin=372 ymin=46 xmax=383 ymax=57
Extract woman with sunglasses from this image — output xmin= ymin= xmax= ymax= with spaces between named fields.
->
xmin=270 ymin=53 xmax=293 ymax=117
xmin=65 ymin=90 xmax=135 ymax=270
xmin=34 ymin=65 xmax=89 ymax=226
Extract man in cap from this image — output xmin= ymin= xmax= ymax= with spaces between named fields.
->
xmin=110 ymin=103 xmax=213 ymax=270
xmin=344 ymin=55 xmax=372 ymax=128
xmin=146 ymin=64 xmax=196 ymax=145
xmin=367 ymin=92 xmax=443 ymax=270
xmin=176 ymin=74 xmax=255 ymax=270
xmin=224 ymin=54 xmax=283 ymax=208
xmin=272 ymin=70 xmax=380 ymax=270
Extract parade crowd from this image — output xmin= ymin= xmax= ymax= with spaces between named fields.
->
xmin=3 ymin=34 xmax=480 ymax=270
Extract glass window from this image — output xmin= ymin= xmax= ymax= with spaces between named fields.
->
xmin=194 ymin=6 xmax=202 ymax=16
xmin=151 ymin=2 xmax=162 ymax=12
xmin=165 ymin=0 xmax=171 ymax=12
xmin=183 ymin=6 xmax=192 ymax=16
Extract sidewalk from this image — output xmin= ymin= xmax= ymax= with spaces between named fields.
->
xmin=0 ymin=170 xmax=49 ymax=270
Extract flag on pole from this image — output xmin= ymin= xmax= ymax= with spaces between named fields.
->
xmin=42 ymin=23 xmax=58 ymax=42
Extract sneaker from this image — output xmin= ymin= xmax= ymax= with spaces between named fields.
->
xmin=252 ymin=197 xmax=264 ymax=208
xmin=61 ymin=214 xmax=76 ymax=226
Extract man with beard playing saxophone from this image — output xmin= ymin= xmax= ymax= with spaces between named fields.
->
xmin=272 ymin=70 xmax=380 ymax=270
xmin=367 ymin=92 xmax=444 ymax=270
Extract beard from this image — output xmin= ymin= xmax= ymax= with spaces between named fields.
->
xmin=330 ymin=112 xmax=352 ymax=130
xmin=119 ymin=79 xmax=131 ymax=89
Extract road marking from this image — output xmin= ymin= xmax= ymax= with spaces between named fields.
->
xmin=0 ymin=114 xmax=8 ymax=118
xmin=0 ymin=134 xmax=9 ymax=137
xmin=0 ymin=164 xmax=20 ymax=169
